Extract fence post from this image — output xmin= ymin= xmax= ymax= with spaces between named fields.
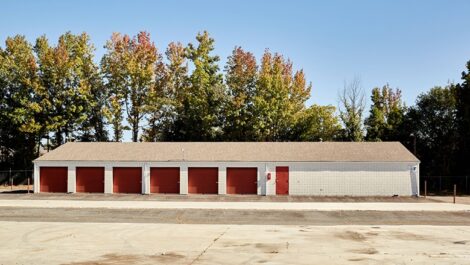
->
xmin=466 ymin=176 xmax=468 ymax=195
xmin=424 ymin=180 xmax=427 ymax=198
xmin=27 ymin=177 xmax=30 ymax=194
xmin=453 ymin=184 xmax=456 ymax=204
xmin=439 ymin=176 xmax=442 ymax=194
xmin=9 ymin=168 xmax=12 ymax=190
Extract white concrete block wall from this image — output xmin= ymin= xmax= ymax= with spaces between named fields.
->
xmin=180 ymin=165 xmax=188 ymax=195
xmin=104 ymin=165 xmax=113 ymax=194
xmin=218 ymin=166 xmax=227 ymax=195
xmin=67 ymin=166 xmax=76 ymax=193
xmin=288 ymin=162 xmax=419 ymax=196
xmin=257 ymin=165 xmax=265 ymax=195
xmin=265 ymin=163 xmax=277 ymax=196
xmin=143 ymin=163 xmax=150 ymax=194
xmin=411 ymin=164 xmax=420 ymax=196
xmin=33 ymin=163 xmax=40 ymax=193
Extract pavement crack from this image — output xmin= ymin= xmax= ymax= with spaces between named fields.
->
xmin=189 ymin=226 xmax=230 ymax=265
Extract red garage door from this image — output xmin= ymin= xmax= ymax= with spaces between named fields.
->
xmin=40 ymin=167 xmax=67 ymax=193
xmin=188 ymin=167 xmax=218 ymax=194
xmin=276 ymin=166 xmax=289 ymax=195
xmin=227 ymin=167 xmax=258 ymax=194
xmin=113 ymin=167 xmax=141 ymax=194
xmin=76 ymin=167 xmax=104 ymax=193
xmin=150 ymin=167 xmax=180 ymax=194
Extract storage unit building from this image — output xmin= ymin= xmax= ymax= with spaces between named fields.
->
xmin=33 ymin=142 xmax=420 ymax=196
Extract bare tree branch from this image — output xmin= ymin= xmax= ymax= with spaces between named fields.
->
xmin=338 ymin=77 xmax=365 ymax=141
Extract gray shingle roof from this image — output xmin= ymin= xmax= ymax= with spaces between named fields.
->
xmin=34 ymin=142 xmax=419 ymax=163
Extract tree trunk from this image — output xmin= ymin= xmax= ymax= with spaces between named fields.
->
xmin=132 ymin=117 xmax=139 ymax=142
xmin=37 ymin=134 xmax=42 ymax=155
xmin=55 ymin=130 xmax=63 ymax=146
xmin=113 ymin=121 xmax=121 ymax=142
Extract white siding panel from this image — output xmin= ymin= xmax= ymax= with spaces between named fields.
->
xmin=67 ymin=166 xmax=76 ymax=193
xmin=265 ymin=163 xmax=276 ymax=196
xmin=289 ymin=162 xmax=417 ymax=196
xmin=180 ymin=165 xmax=188 ymax=195
xmin=218 ymin=166 xmax=227 ymax=195
xmin=104 ymin=165 xmax=113 ymax=194
xmin=33 ymin=163 xmax=40 ymax=193
xmin=143 ymin=163 xmax=150 ymax=194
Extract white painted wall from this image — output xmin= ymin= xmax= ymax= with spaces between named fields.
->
xmin=288 ymin=162 xmax=419 ymax=196
xmin=67 ymin=166 xmax=76 ymax=193
xmin=33 ymin=163 xmax=40 ymax=193
xmin=104 ymin=165 xmax=113 ymax=194
xmin=33 ymin=161 xmax=419 ymax=196
xmin=180 ymin=165 xmax=188 ymax=195
xmin=218 ymin=166 xmax=227 ymax=195
xmin=143 ymin=163 xmax=150 ymax=195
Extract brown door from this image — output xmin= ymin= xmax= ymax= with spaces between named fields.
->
xmin=76 ymin=167 xmax=104 ymax=193
xmin=226 ymin=167 xmax=257 ymax=194
xmin=113 ymin=167 xmax=141 ymax=194
xmin=40 ymin=167 xmax=67 ymax=193
xmin=276 ymin=166 xmax=289 ymax=195
xmin=188 ymin=167 xmax=218 ymax=194
xmin=150 ymin=167 xmax=180 ymax=194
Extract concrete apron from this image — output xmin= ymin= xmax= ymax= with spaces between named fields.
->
xmin=1 ymin=200 xmax=470 ymax=212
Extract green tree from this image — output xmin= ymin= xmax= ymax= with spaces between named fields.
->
xmin=365 ymin=84 xmax=405 ymax=141
xmin=293 ymin=105 xmax=342 ymax=141
xmin=0 ymin=35 xmax=42 ymax=169
xmin=404 ymin=86 xmax=458 ymax=176
xmin=142 ymin=42 xmax=188 ymax=141
xmin=223 ymin=46 xmax=257 ymax=140
xmin=142 ymin=56 xmax=166 ymax=142
xmin=125 ymin=32 xmax=158 ymax=142
xmin=338 ymin=78 xmax=365 ymax=141
xmin=180 ymin=31 xmax=225 ymax=141
xmin=72 ymin=33 xmax=108 ymax=142
xmin=456 ymin=60 xmax=470 ymax=176
xmin=35 ymin=32 xmax=93 ymax=146
xmin=102 ymin=32 xmax=158 ymax=142
xmin=101 ymin=33 xmax=128 ymax=141
xmin=253 ymin=50 xmax=311 ymax=141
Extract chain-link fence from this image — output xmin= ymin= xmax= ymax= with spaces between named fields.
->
xmin=0 ymin=169 xmax=33 ymax=193
xmin=421 ymin=176 xmax=470 ymax=196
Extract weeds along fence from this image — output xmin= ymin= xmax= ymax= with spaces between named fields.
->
xmin=0 ymin=170 xmax=33 ymax=186
xmin=421 ymin=176 xmax=470 ymax=195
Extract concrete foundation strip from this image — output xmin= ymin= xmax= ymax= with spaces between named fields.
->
xmin=0 ymin=200 xmax=470 ymax=212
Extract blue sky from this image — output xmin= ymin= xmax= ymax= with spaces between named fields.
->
xmin=1 ymin=0 xmax=470 ymax=138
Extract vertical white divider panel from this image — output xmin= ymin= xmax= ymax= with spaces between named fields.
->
xmin=33 ymin=163 xmax=40 ymax=193
xmin=104 ymin=165 xmax=113 ymax=194
xmin=67 ymin=165 xmax=76 ymax=193
xmin=143 ymin=163 xmax=150 ymax=194
xmin=258 ymin=164 xmax=265 ymax=196
xmin=180 ymin=164 xmax=188 ymax=195
xmin=266 ymin=163 xmax=276 ymax=196
xmin=218 ymin=166 xmax=226 ymax=195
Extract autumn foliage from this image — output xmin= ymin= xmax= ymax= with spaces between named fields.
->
xmin=1 ymin=30 xmax=470 ymax=178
